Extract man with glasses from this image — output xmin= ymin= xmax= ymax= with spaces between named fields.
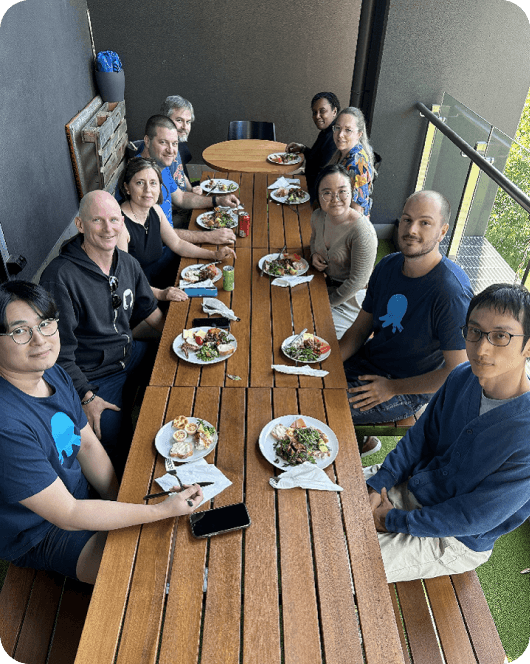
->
xmin=363 ymin=283 xmax=530 ymax=582
xmin=0 ymin=280 xmax=202 ymax=583
xmin=339 ymin=190 xmax=472 ymax=457
xmin=40 ymin=190 xmax=163 ymax=475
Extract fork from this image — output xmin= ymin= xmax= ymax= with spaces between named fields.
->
xmin=277 ymin=243 xmax=287 ymax=261
xmin=167 ymin=469 xmax=194 ymax=507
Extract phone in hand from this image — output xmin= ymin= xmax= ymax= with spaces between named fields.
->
xmin=192 ymin=317 xmax=231 ymax=329
xmin=189 ymin=502 xmax=251 ymax=538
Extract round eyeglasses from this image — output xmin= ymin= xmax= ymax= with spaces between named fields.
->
xmin=0 ymin=318 xmax=59 ymax=345
xmin=461 ymin=325 xmax=525 ymax=347
xmin=319 ymin=189 xmax=351 ymax=202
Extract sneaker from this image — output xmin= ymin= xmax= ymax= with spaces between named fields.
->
xmin=361 ymin=436 xmax=382 ymax=458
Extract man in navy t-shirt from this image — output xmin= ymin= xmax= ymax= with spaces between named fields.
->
xmin=0 ymin=281 xmax=203 ymax=583
xmin=339 ymin=191 xmax=472 ymax=456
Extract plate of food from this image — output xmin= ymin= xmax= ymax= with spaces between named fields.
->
xmin=270 ymin=186 xmax=310 ymax=205
xmin=258 ymin=252 xmax=309 ymax=277
xmin=196 ymin=208 xmax=238 ymax=229
xmin=180 ymin=263 xmax=222 ymax=284
xmin=172 ymin=327 xmax=237 ymax=364
xmin=267 ymin=152 xmax=302 ymax=165
xmin=258 ymin=415 xmax=338 ymax=470
xmin=200 ymin=178 xmax=239 ymax=194
xmin=155 ymin=415 xmax=217 ymax=462
xmin=281 ymin=333 xmax=331 ymax=363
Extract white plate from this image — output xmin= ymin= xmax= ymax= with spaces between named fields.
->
xmin=155 ymin=417 xmax=218 ymax=462
xmin=281 ymin=334 xmax=331 ymax=364
xmin=172 ymin=327 xmax=237 ymax=365
xmin=258 ymin=415 xmax=338 ymax=470
xmin=196 ymin=210 xmax=238 ymax=230
xmin=180 ymin=264 xmax=222 ymax=284
xmin=258 ymin=253 xmax=309 ymax=277
xmin=267 ymin=152 xmax=302 ymax=165
xmin=200 ymin=178 xmax=239 ymax=194
xmin=270 ymin=187 xmax=310 ymax=205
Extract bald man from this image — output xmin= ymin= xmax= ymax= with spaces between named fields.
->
xmin=339 ymin=191 xmax=473 ymax=456
xmin=40 ymin=191 xmax=164 ymax=475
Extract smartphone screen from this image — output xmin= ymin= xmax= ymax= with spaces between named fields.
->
xmin=190 ymin=502 xmax=251 ymax=538
xmin=192 ymin=317 xmax=230 ymax=329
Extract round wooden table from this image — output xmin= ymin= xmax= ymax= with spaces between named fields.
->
xmin=202 ymin=139 xmax=304 ymax=174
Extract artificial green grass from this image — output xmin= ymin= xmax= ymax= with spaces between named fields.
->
xmin=362 ymin=435 xmax=530 ymax=662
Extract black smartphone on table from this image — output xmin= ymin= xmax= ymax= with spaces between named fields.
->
xmin=192 ymin=317 xmax=231 ymax=329
xmin=189 ymin=502 xmax=251 ymax=538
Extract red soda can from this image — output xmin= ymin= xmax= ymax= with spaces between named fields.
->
xmin=238 ymin=212 xmax=250 ymax=237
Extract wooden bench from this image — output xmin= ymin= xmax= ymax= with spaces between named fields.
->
xmin=354 ymin=406 xmax=427 ymax=446
xmin=0 ymin=563 xmax=92 ymax=664
xmin=390 ymin=570 xmax=505 ymax=663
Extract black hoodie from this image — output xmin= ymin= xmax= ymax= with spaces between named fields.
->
xmin=40 ymin=235 xmax=157 ymax=399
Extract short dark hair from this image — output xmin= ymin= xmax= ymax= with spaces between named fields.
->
xmin=466 ymin=283 xmax=530 ymax=346
xmin=0 ymin=281 xmax=58 ymax=334
xmin=118 ymin=157 xmax=164 ymax=204
xmin=144 ymin=115 xmax=178 ymax=140
xmin=311 ymin=92 xmax=341 ymax=114
xmin=314 ymin=163 xmax=353 ymax=200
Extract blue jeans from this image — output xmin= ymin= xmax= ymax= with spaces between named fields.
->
xmin=344 ymin=354 xmax=432 ymax=428
xmin=96 ymin=340 xmax=155 ymax=475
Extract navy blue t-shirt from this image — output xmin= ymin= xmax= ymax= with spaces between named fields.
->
xmin=358 ymin=253 xmax=472 ymax=378
xmin=0 ymin=365 xmax=88 ymax=560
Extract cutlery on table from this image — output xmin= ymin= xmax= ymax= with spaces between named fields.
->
xmin=143 ymin=482 xmax=214 ymax=501
xmin=292 ymin=328 xmax=308 ymax=346
xmin=277 ymin=243 xmax=287 ymax=260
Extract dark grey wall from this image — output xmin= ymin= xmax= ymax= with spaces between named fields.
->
xmin=369 ymin=0 xmax=530 ymax=225
xmin=86 ymin=0 xmax=362 ymax=160
xmin=0 ymin=0 xmax=96 ymax=279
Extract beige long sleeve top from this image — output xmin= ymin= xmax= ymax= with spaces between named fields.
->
xmin=310 ymin=208 xmax=377 ymax=308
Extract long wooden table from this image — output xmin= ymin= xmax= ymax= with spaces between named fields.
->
xmin=74 ymin=172 xmax=406 ymax=664
xmin=202 ymin=140 xmax=304 ymax=174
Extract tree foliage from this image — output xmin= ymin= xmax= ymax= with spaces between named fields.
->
xmin=486 ymin=91 xmax=530 ymax=276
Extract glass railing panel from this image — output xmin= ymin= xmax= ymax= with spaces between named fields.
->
xmin=484 ymin=127 xmax=530 ymax=276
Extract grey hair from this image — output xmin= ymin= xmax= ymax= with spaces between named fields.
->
xmin=329 ymin=107 xmax=376 ymax=174
xmin=160 ymin=95 xmax=195 ymax=123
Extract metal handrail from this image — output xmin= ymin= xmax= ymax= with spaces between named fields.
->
xmin=416 ymin=102 xmax=530 ymax=214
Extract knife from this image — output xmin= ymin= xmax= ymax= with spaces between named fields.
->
xmin=143 ymin=482 xmax=214 ymax=500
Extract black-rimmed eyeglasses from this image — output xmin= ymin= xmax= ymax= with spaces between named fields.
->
xmin=461 ymin=325 xmax=525 ymax=347
xmin=0 ymin=318 xmax=59 ymax=345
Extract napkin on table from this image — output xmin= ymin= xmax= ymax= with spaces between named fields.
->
xmin=271 ymin=275 xmax=313 ymax=288
xmin=270 ymin=462 xmax=342 ymax=491
xmin=272 ymin=364 xmax=328 ymax=377
xmin=179 ymin=278 xmax=215 ymax=289
xmin=202 ymin=297 xmax=239 ymax=321
xmin=156 ymin=458 xmax=232 ymax=508
xmin=268 ymin=177 xmax=300 ymax=190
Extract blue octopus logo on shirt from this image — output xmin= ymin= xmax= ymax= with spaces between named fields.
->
xmin=379 ymin=294 xmax=408 ymax=333
xmin=51 ymin=412 xmax=81 ymax=464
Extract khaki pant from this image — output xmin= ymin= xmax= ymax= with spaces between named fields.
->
xmin=363 ymin=464 xmax=492 ymax=583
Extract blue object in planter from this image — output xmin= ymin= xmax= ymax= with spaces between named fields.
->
xmin=96 ymin=51 xmax=123 ymax=73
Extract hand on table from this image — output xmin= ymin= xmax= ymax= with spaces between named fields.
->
xmin=83 ymin=395 xmax=120 ymax=440
xmin=312 ymin=252 xmax=328 ymax=271
xmin=159 ymin=287 xmax=188 ymax=302
xmin=208 ymin=228 xmax=236 ymax=245
xmin=286 ymin=142 xmax=305 ymax=154
xmin=214 ymin=246 xmax=237 ymax=261
xmin=347 ymin=375 xmax=396 ymax=411
xmin=192 ymin=185 xmax=203 ymax=195
xmin=217 ymin=194 xmax=240 ymax=208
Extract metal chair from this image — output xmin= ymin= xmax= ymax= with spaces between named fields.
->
xmin=227 ymin=121 xmax=276 ymax=141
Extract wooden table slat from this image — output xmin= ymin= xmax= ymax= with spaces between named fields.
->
xmin=273 ymin=389 xmax=323 ymax=664
xmin=251 ymin=173 xmax=270 ymax=249
xmin=242 ymin=389 xmax=282 ymax=664
xmin=75 ymin=387 xmax=172 ymax=664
